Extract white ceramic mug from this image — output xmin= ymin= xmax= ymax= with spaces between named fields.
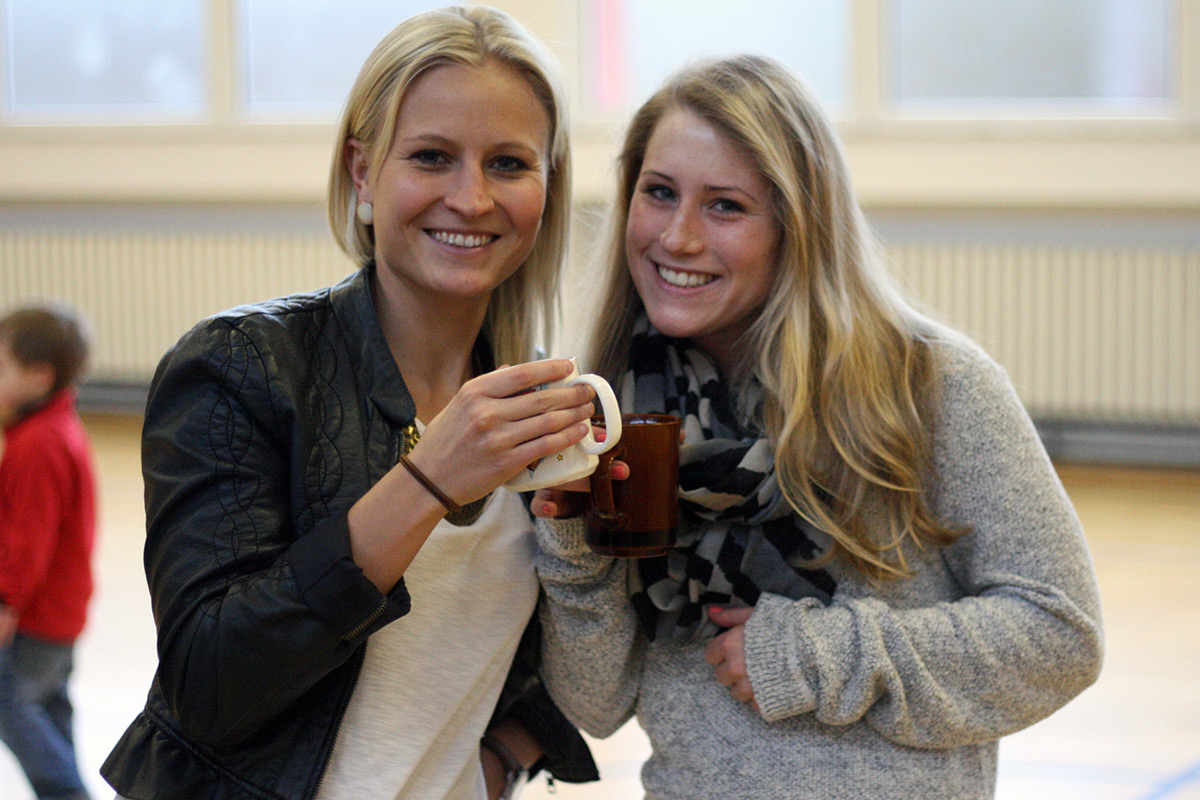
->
xmin=503 ymin=358 xmax=622 ymax=492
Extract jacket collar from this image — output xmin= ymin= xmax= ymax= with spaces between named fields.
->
xmin=328 ymin=263 xmax=496 ymax=429
xmin=328 ymin=264 xmax=417 ymax=429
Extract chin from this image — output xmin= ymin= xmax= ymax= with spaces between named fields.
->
xmin=644 ymin=308 xmax=702 ymax=341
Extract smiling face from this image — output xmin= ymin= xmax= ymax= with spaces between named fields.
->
xmin=625 ymin=108 xmax=781 ymax=374
xmin=349 ymin=59 xmax=551 ymax=310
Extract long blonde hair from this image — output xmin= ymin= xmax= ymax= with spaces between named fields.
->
xmin=326 ymin=5 xmax=570 ymax=366
xmin=589 ymin=55 xmax=963 ymax=580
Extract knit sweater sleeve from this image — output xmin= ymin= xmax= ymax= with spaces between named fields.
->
xmin=742 ymin=340 xmax=1104 ymax=749
xmin=534 ymin=516 xmax=644 ymax=738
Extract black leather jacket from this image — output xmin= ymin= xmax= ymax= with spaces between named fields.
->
xmin=102 ymin=267 xmax=596 ymax=799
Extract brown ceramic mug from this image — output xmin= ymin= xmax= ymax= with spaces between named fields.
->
xmin=586 ymin=414 xmax=681 ymax=558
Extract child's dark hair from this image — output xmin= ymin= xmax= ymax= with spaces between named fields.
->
xmin=0 ymin=303 xmax=91 ymax=394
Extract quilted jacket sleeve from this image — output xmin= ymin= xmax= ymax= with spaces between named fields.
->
xmin=141 ymin=317 xmax=410 ymax=747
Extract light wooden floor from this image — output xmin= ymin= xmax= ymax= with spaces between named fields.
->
xmin=3 ymin=415 xmax=1197 ymax=799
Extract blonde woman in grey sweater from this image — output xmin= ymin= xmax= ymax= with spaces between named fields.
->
xmin=532 ymin=55 xmax=1103 ymax=800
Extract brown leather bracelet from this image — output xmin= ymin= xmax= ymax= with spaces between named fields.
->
xmin=398 ymin=454 xmax=461 ymax=514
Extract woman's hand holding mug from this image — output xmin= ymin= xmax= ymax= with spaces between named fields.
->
xmin=532 ymin=426 xmax=629 ymax=519
xmin=411 ymin=358 xmax=598 ymax=508
xmin=503 ymin=358 xmax=623 ymax=492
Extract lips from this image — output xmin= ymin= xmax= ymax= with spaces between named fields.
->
xmin=428 ymin=230 xmax=497 ymax=248
xmin=656 ymin=262 xmax=716 ymax=288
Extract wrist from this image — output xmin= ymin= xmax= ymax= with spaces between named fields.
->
xmin=481 ymin=729 xmax=530 ymax=800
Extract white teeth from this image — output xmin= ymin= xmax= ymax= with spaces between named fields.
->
xmin=431 ymin=230 xmax=491 ymax=248
xmin=658 ymin=264 xmax=715 ymax=288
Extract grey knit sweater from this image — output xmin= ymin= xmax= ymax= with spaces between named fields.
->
xmin=535 ymin=336 xmax=1103 ymax=800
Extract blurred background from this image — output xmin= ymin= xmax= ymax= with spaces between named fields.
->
xmin=1 ymin=1 xmax=1197 ymax=798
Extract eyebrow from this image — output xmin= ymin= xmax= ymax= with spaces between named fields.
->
xmin=397 ymin=133 xmax=543 ymax=156
xmin=642 ymin=170 xmax=757 ymax=199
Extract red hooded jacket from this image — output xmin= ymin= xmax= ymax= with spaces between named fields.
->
xmin=0 ymin=388 xmax=96 ymax=643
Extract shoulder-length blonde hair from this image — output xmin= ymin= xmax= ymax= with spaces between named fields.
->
xmin=588 ymin=55 xmax=963 ymax=580
xmin=327 ymin=5 xmax=570 ymax=366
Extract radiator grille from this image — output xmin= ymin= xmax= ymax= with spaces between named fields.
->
xmin=1 ymin=229 xmax=352 ymax=381
xmin=2 ymin=229 xmax=1197 ymax=424
xmin=893 ymin=243 xmax=1198 ymax=423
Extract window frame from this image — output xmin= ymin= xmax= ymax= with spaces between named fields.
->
xmin=0 ymin=0 xmax=1197 ymax=208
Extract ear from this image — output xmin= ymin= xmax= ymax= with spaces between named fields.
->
xmin=345 ymin=138 xmax=373 ymax=205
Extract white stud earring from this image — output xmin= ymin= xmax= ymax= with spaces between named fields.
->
xmin=356 ymin=202 xmax=374 ymax=226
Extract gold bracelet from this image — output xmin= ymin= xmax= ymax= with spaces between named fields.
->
xmin=398 ymin=454 xmax=462 ymax=514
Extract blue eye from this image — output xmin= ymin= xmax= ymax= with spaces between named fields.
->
xmin=492 ymin=155 xmax=530 ymax=173
xmin=713 ymin=198 xmax=745 ymax=213
xmin=644 ymin=185 xmax=675 ymax=202
xmin=410 ymin=150 xmax=448 ymax=166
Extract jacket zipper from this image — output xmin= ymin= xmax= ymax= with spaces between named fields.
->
xmin=309 ymin=641 xmax=367 ymax=798
xmin=344 ymin=597 xmax=388 ymax=641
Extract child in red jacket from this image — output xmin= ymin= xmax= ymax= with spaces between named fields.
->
xmin=0 ymin=304 xmax=96 ymax=800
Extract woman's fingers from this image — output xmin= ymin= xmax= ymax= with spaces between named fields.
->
xmin=408 ymin=359 xmax=614 ymax=504
xmin=423 ymin=383 xmax=592 ymax=465
xmin=461 ymin=363 xmax=599 ymax=453
xmin=707 ymin=605 xmax=754 ymax=628
xmin=532 ymin=453 xmax=631 ymax=519
xmin=504 ymin=400 xmax=596 ymax=449
xmin=486 ymin=358 xmax=576 ymax=397
xmin=532 ymin=488 xmax=585 ymax=518
xmin=459 ymin=367 xmax=595 ymax=424
xmin=728 ymin=679 xmax=756 ymax=705
xmin=709 ymin=658 xmax=754 ymax=702
xmin=504 ymin=419 xmax=593 ymax=473
xmin=703 ymin=611 xmax=758 ymax=709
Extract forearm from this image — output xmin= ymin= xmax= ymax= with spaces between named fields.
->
xmin=150 ymin=511 xmax=410 ymax=745
xmin=347 ymin=457 xmax=448 ymax=593
xmin=535 ymin=516 xmax=643 ymax=737
xmin=143 ymin=373 xmax=409 ymax=742
xmin=138 ymin=315 xmax=416 ymax=743
xmin=747 ymin=581 xmax=1103 ymax=746
xmin=745 ymin=346 xmax=1104 ymax=746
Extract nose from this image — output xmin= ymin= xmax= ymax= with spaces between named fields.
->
xmin=658 ymin=207 xmax=703 ymax=255
xmin=444 ymin=165 xmax=495 ymax=217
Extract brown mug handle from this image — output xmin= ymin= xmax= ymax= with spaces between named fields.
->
xmin=589 ymin=444 xmax=624 ymax=524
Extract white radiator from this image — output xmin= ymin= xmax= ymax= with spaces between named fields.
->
xmin=2 ymin=229 xmax=1198 ymax=424
xmin=892 ymin=242 xmax=1198 ymax=424
xmin=1 ymin=229 xmax=354 ymax=382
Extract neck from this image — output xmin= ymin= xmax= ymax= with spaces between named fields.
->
xmin=371 ymin=271 xmax=490 ymax=420
xmin=694 ymin=333 xmax=750 ymax=382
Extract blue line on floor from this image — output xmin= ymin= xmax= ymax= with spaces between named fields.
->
xmin=1138 ymin=758 xmax=1200 ymax=800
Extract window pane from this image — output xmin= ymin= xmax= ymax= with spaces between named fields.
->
xmin=889 ymin=0 xmax=1171 ymax=110
xmin=4 ymin=0 xmax=206 ymax=118
xmin=239 ymin=0 xmax=444 ymax=119
xmin=583 ymin=0 xmax=848 ymax=114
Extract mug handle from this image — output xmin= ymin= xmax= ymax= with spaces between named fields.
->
xmin=570 ymin=374 xmax=622 ymax=455
xmin=589 ymin=446 xmax=624 ymax=523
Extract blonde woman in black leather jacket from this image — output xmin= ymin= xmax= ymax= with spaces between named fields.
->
xmin=103 ymin=7 xmax=597 ymax=799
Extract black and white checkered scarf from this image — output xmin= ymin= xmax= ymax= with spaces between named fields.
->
xmin=622 ymin=316 xmax=836 ymax=641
